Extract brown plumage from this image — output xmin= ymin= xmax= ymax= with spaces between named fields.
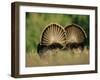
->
xmin=37 ymin=23 xmax=87 ymax=56
xmin=64 ymin=24 xmax=87 ymax=50
xmin=37 ymin=23 xmax=66 ymax=55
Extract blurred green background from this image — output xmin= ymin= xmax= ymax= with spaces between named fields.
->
xmin=26 ymin=12 xmax=89 ymax=53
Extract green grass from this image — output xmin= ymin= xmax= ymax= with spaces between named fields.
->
xmin=26 ymin=47 xmax=89 ymax=67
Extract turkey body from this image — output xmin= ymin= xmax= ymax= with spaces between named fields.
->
xmin=37 ymin=23 xmax=66 ymax=56
xmin=64 ymin=24 xmax=87 ymax=53
xmin=37 ymin=23 xmax=87 ymax=56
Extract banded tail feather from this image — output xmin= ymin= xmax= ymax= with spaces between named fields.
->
xmin=64 ymin=24 xmax=87 ymax=53
xmin=37 ymin=23 xmax=66 ymax=56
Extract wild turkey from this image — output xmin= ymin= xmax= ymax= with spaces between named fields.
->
xmin=64 ymin=24 xmax=87 ymax=52
xmin=37 ymin=23 xmax=66 ymax=56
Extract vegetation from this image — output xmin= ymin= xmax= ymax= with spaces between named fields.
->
xmin=26 ymin=47 xmax=89 ymax=67
xmin=26 ymin=12 xmax=89 ymax=67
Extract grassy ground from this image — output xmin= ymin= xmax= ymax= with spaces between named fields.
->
xmin=26 ymin=47 xmax=89 ymax=67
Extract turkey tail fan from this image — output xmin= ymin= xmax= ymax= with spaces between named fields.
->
xmin=37 ymin=23 xmax=66 ymax=55
xmin=41 ymin=23 xmax=66 ymax=46
xmin=64 ymin=24 xmax=87 ymax=51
